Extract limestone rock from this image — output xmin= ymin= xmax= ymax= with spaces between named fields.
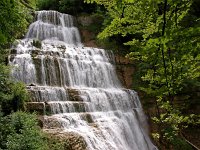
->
xmin=44 ymin=129 xmax=88 ymax=150
xmin=26 ymin=102 xmax=45 ymax=115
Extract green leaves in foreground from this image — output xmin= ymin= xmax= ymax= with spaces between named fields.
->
xmin=0 ymin=111 xmax=47 ymax=150
xmin=85 ymin=0 xmax=200 ymax=148
xmin=0 ymin=0 xmax=32 ymax=48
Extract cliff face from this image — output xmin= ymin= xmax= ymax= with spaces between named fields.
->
xmin=114 ymin=55 xmax=135 ymax=89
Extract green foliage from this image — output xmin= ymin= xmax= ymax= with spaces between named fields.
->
xmin=0 ymin=111 xmax=71 ymax=150
xmin=86 ymin=0 xmax=200 ymax=148
xmin=0 ymin=64 xmax=29 ymax=114
xmin=6 ymin=112 xmax=47 ymax=150
xmin=43 ymin=134 xmax=66 ymax=150
xmin=0 ymin=112 xmax=12 ymax=149
xmin=10 ymin=82 xmax=29 ymax=111
xmin=0 ymin=111 xmax=48 ymax=150
xmin=37 ymin=0 xmax=97 ymax=15
xmin=171 ymin=137 xmax=193 ymax=150
xmin=37 ymin=0 xmax=59 ymax=11
xmin=0 ymin=0 xmax=33 ymax=48
xmin=0 ymin=0 xmax=34 ymax=115
xmin=20 ymin=0 xmax=37 ymax=9
xmin=59 ymin=0 xmax=81 ymax=14
xmin=0 ymin=1 xmax=51 ymax=150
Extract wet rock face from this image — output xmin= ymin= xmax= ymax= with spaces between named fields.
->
xmin=43 ymin=117 xmax=64 ymax=129
xmin=115 ymin=55 xmax=135 ymax=89
xmin=78 ymin=16 xmax=93 ymax=27
xmin=45 ymin=129 xmax=88 ymax=150
xmin=26 ymin=102 xmax=45 ymax=115
xmin=65 ymin=133 xmax=87 ymax=150
xmin=26 ymin=87 xmax=86 ymax=115
xmin=67 ymin=88 xmax=83 ymax=102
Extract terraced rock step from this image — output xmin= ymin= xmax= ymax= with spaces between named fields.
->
xmin=11 ymin=10 xmax=158 ymax=150
xmin=43 ymin=129 xmax=88 ymax=150
xmin=27 ymin=86 xmax=82 ymax=102
xmin=26 ymin=102 xmax=45 ymax=115
xmin=42 ymin=111 xmax=130 ymax=129
xmin=26 ymin=101 xmax=91 ymax=115
xmin=26 ymin=85 xmax=141 ymax=115
xmin=48 ymin=101 xmax=91 ymax=114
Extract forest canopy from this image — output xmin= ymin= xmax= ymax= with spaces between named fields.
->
xmin=84 ymin=0 xmax=200 ymax=149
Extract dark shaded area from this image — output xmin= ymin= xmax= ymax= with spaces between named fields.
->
xmin=37 ymin=0 xmax=99 ymax=16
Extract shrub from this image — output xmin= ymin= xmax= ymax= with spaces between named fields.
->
xmin=0 ymin=111 xmax=48 ymax=150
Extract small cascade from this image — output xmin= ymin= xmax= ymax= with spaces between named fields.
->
xmin=26 ymin=10 xmax=81 ymax=45
xmin=9 ymin=10 xmax=158 ymax=150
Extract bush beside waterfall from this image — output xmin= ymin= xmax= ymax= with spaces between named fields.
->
xmin=0 ymin=1 xmax=48 ymax=150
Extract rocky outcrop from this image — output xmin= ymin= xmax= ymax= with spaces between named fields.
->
xmin=44 ymin=129 xmax=88 ymax=150
xmin=114 ymin=55 xmax=135 ymax=89
xmin=68 ymin=88 xmax=83 ymax=102
xmin=26 ymin=102 xmax=45 ymax=115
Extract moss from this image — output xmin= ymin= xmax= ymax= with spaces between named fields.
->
xmin=44 ymin=132 xmax=87 ymax=150
xmin=44 ymin=134 xmax=66 ymax=150
xmin=12 ymin=40 xmax=20 ymax=48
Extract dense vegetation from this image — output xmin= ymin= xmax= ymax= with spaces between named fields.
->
xmin=0 ymin=0 xmax=32 ymax=114
xmin=0 ymin=0 xmax=49 ymax=149
xmin=85 ymin=0 xmax=200 ymax=149
xmin=37 ymin=0 xmax=98 ymax=15
xmin=0 ymin=0 xmax=199 ymax=149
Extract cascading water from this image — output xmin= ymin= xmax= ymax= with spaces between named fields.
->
xmin=9 ymin=10 xmax=158 ymax=150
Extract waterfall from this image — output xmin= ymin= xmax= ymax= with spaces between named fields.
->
xmin=9 ymin=10 xmax=158 ymax=150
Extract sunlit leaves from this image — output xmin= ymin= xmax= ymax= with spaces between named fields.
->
xmin=0 ymin=0 xmax=31 ymax=48
xmin=86 ymin=0 xmax=200 ymax=146
xmin=0 ymin=0 xmax=33 ymax=114
xmin=0 ymin=112 xmax=47 ymax=150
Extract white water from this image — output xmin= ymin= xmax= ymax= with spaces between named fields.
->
xmin=9 ymin=10 xmax=158 ymax=150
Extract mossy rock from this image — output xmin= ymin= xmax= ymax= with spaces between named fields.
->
xmin=44 ymin=130 xmax=88 ymax=150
